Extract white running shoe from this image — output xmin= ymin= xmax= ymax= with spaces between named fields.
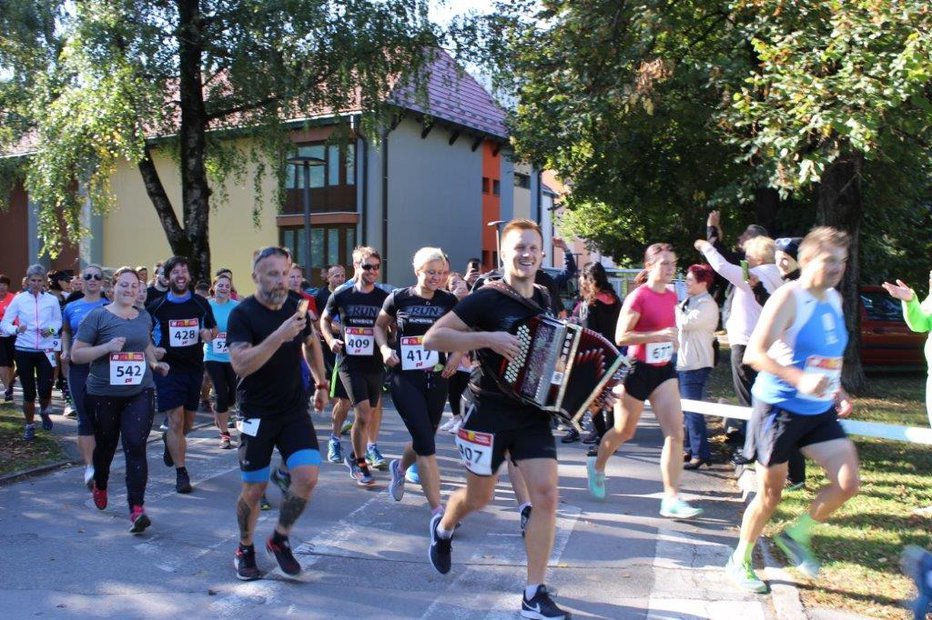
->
xmin=448 ymin=417 xmax=463 ymax=434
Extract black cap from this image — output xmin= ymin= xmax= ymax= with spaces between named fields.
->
xmin=775 ymin=237 xmax=802 ymax=261
xmin=743 ymin=224 xmax=769 ymax=238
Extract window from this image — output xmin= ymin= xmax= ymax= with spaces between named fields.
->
xmin=492 ymin=179 xmax=500 ymax=196
xmin=280 ymin=223 xmax=357 ymax=286
xmin=514 ymin=173 xmax=530 ymax=189
xmin=285 ymin=141 xmax=356 ymax=214
xmin=482 ymin=177 xmax=490 ymax=194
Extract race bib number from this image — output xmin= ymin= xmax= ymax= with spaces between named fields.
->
xmin=51 ymin=338 xmax=62 ymax=352
xmin=169 ymin=319 xmax=199 ymax=348
xmin=400 ymin=336 xmax=438 ymax=371
xmin=454 ymin=428 xmax=494 ymax=476
xmin=345 ymin=327 xmax=374 ymax=356
xmin=799 ymin=355 xmax=842 ymax=402
xmin=645 ymin=341 xmax=674 ymax=364
xmin=44 ymin=350 xmax=57 ymax=368
xmin=237 ymin=418 xmax=261 ymax=437
xmin=213 ymin=332 xmax=228 ymax=354
xmin=109 ymin=352 xmax=145 ymax=385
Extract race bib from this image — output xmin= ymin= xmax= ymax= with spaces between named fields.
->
xmin=645 ymin=341 xmax=674 ymax=364
xmin=799 ymin=355 xmax=842 ymax=402
xmin=345 ymin=326 xmax=374 ymax=356
xmin=169 ymin=319 xmax=199 ymax=348
xmin=109 ymin=352 xmax=145 ymax=385
xmin=454 ymin=428 xmax=494 ymax=476
xmin=400 ymin=336 xmax=438 ymax=371
xmin=213 ymin=332 xmax=228 ymax=354
xmin=44 ymin=350 xmax=57 ymax=368
xmin=236 ymin=418 xmax=261 ymax=437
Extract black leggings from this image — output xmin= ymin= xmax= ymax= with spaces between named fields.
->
xmin=447 ymin=371 xmax=470 ymax=416
xmin=205 ymin=361 xmax=237 ymax=413
xmin=87 ymin=389 xmax=155 ymax=508
xmin=14 ymin=349 xmax=53 ymax=403
xmin=390 ymin=370 xmax=448 ymax=456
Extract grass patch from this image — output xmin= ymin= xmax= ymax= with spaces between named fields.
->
xmin=706 ymin=338 xmax=931 ymax=619
xmin=0 ymin=402 xmax=69 ymax=477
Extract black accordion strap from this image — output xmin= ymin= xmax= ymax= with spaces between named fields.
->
xmin=482 ymin=279 xmax=551 ymax=315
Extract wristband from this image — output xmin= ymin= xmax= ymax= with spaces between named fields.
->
xmin=315 ymin=383 xmax=328 ymax=389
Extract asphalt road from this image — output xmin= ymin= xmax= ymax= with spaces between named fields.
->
xmin=0 ymin=398 xmax=781 ymax=619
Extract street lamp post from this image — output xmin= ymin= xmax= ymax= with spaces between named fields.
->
xmin=286 ymin=155 xmax=326 ymax=274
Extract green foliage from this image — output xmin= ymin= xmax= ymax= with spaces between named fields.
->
xmin=483 ymin=0 xmax=932 ymax=270
xmin=1 ymin=0 xmax=446 ymax=273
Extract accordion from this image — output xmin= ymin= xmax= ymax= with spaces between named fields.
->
xmin=498 ymin=315 xmax=629 ymax=430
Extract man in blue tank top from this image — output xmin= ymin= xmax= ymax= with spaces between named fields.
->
xmin=726 ymin=227 xmax=860 ymax=594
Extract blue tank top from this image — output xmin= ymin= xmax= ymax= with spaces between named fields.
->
xmin=751 ymin=284 xmax=847 ymax=415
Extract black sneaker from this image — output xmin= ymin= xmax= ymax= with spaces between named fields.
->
xmin=428 ymin=512 xmax=452 ymax=574
xmin=520 ymin=505 xmax=533 ymax=538
xmin=162 ymin=432 xmax=174 ymax=467
xmin=175 ymin=467 xmax=193 ymax=494
xmin=266 ymin=534 xmax=301 ymax=576
xmin=521 ymin=585 xmax=571 ymax=619
xmin=234 ymin=544 xmax=261 ymax=581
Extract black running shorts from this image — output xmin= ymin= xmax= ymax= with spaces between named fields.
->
xmin=623 ymin=361 xmax=676 ymax=402
xmin=752 ymin=400 xmax=847 ymax=467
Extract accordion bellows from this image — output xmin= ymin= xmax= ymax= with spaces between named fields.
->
xmin=500 ymin=316 xmax=629 ymax=429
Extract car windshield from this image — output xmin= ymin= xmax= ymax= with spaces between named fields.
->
xmin=860 ymin=292 xmax=904 ymax=322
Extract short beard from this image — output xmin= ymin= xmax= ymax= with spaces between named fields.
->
xmin=170 ymin=281 xmax=188 ymax=295
xmin=260 ymin=287 xmax=288 ymax=307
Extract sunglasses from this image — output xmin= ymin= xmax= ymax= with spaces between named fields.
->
xmin=83 ymin=274 xmax=103 ymax=281
xmin=361 ymin=263 xmax=381 ymax=271
xmin=252 ymin=246 xmax=292 ymax=268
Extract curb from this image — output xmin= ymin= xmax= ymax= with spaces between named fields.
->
xmin=0 ymin=420 xmax=217 ymax=488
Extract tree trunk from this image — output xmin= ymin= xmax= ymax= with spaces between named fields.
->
xmin=176 ymin=0 xmax=211 ymax=283
xmin=138 ymin=145 xmax=189 ymax=257
xmin=816 ymin=152 xmax=866 ymax=393
xmin=752 ymin=187 xmax=781 ymax=236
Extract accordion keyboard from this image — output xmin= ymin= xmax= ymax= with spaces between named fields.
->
xmin=503 ymin=324 xmax=532 ymax=384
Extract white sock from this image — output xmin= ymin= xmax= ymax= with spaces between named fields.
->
xmin=436 ymin=525 xmax=454 ymax=540
xmin=524 ymin=584 xmax=542 ymax=600
xmin=517 ymin=502 xmax=531 ymax=513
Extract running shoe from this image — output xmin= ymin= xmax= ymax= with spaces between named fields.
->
xmin=62 ymin=405 xmax=76 ymax=418
xmin=344 ymin=456 xmax=374 ymax=486
xmin=235 ymin=544 xmax=261 ymax=581
xmin=158 ymin=417 xmax=169 ymax=432
xmin=220 ymin=434 xmax=233 ymax=450
xmin=366 ymin=444 xmax=387 ymax=470
xmin=23 ymin=424 xmax=35 ymax=441
xmin=266 ymin=534 xmax=301 ymax=576
xmin=129 ymin=505 xmax=151 ymax=534
xmin=774 ymin=530 xmax=820 ymax=578
xmin=259 ymin=495 xmax=272 ymax=511
xmin=521 ymin=585 xmax=570 ymax=619
xmin=162 ymin=431 xmax=173 ymax=467
xmin=388 ymin=459 xmax=405 ymax=501
xmin=428 ymin=512 xmax=452 ymax=574
xmin=405 ymin=463 xmax=420 ymax=484
xmin=3 ymin=387 xmax=13 ymax=402
xmin=357 ymin=464 xmax=375 ymax=486
xmin=327 ymin=437 xmax=342 ymax=463
xmin=439 ymin=416 xmax=459 ymax=433
xmin=520 ymin=504 xmax=533 ymax=538
xmin=560 ymin=428 xmax=580 ymax=443
xmin=659 ymin=497 xmax=703 ymax=519
xmin=725 ymin=552 xmax=769 ymax=594
xmin=92 ymin=483 xmax=108 ymax=510
xmin=175 ymin=467 xmax=193 ymax=494
xmin=340 ymin=419 xmax=353 ymax=435
xmin=448 ymin=418 xmax=463 ymax=434
xmin=900 ymin=545 xmax=932 ymax=620
xmin=586 ymin=456 xmax=606 ymax=500
xmin=271 ymin=467 xmax=292 ymax=494
xmin=38 ymin=408 xmax=53 ymax=431
xmin=83 ymin=465 xmax=95 ymax=491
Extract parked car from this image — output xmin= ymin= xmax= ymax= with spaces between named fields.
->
xmin=859 ymin=286 xmax=925 ymax=366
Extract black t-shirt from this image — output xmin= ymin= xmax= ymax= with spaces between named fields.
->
xmin=382 ymin=287 xmax=458 ymax=370
xmin=146 ymin=292 xmax=216 ymax=373
xmin=324 ymin=285 xmax=389 ymax=373
xmin=226 ymin=295 xmax=312 ymax=419
xmin=146 ymin=285 xmax=168 ymax=307
xmin=473 ymin=271 xmax=561 ymax=316
xmin=452 ymin=285 xmax=549 ymax=404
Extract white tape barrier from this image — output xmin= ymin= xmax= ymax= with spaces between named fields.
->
xmin=680 ymin=399 xmax=932 ymax=446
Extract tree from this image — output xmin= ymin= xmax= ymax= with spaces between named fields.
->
xmin=483 ymin=0 xmax=932 ymax=390
xmin=1 ymin=0 xmax=443 ymax=281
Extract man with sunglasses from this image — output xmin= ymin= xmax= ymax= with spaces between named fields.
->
xmin=147 ymin=255 xmax=217 ymax=493
xmin=322 ymin=246 xmax=389 ymax=486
